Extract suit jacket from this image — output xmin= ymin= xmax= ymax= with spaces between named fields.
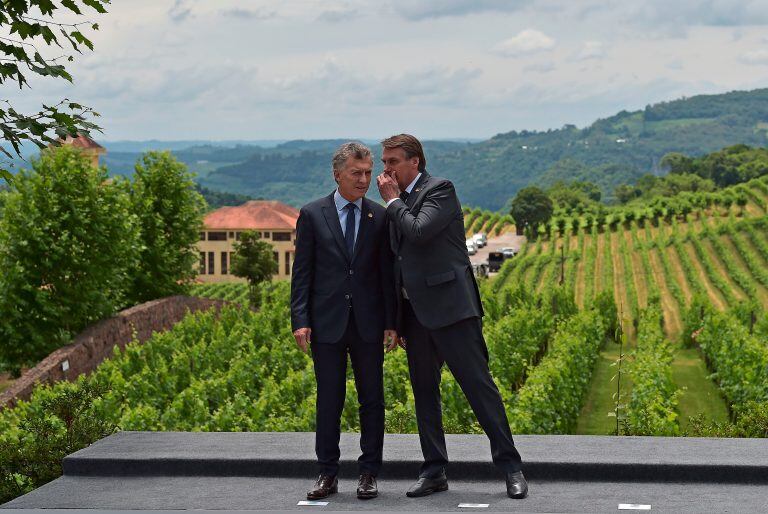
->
xmin=387 ymin=172 xmax=483 ymax=331
xmin=291 ymin=192 xmax=396 ymax=344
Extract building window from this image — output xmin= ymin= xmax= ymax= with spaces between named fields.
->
xmin=273 ymin=251 xmax=278 ymax=268
xmin=263 ymin=232 xmax=271 ymax=239
xmin=199 ymin=232 xmax=206 ymax=241
xmin=208 ymin=231 xmax=227 ymax=241
xmin=208 ymin=251 xmax=215 ymax=275
xmin=284 ymin=251 xmax=291 ymax=275
xmin=273 ymin=232 xmax=291 ymax=241
xmin=199 ymin=252 xmax=206 ymax=274
xmin=235 ymin=231 xmax=242 ymax=240
xmin=228 ymin=231 xmax=234 ymax=239
xmin=221 ymin=251 xmax=228 ymax=275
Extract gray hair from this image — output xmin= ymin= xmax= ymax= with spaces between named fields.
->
xmin=332 ymin=141 xmax=372 ymax=173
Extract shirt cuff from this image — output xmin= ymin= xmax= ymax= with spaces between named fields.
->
xmin=386 ymin=198 xmax=401 ymax=207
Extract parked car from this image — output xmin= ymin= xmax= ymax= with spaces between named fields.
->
xmin=473 ymin=232 xmax=487 ymax=247
xmin=500 ymin=246 xmax=517 ymax=258
xmin=488 ymin=251 xmax=506 ymax=272
xmin=466 ymin=239 xmax=477 ymax=255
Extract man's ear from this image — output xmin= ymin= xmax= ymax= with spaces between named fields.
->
xmin=333 ymin=170 xmax=339 ymax=184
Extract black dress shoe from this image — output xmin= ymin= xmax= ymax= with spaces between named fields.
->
xmin=307 ymin=474 xmax=338 ymax=500
xmin=357 ymin=472 xmax=378 ymax=499
xmin=406 ymin=472 xmax=448 ymax=497
xmin=506 ymin=470 xmax=528 ymax=499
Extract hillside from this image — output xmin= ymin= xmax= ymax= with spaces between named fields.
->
xmin=195 ymin=88 xmax=768 ymax=209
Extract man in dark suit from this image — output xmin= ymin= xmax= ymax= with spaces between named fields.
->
xmin=375 ymin=134 xmax=527 ymax=499
xmin=291 ymin=142 xmax=397 ymax=501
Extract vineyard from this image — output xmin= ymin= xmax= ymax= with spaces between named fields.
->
xmin=2 ymin=176 xmax=768 ymax=503
xmin=491 ymin=174 xmax=768 ymax=434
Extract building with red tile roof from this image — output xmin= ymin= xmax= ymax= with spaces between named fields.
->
xmin=57 ymin=133 xmax=106 ymax=167
xmin=196 ymin=200 xmax=299 ymax=282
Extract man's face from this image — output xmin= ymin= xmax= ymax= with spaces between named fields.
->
xmin=335 ymin=156 xmax=373 ymax=202
xmin=382 ymin=147 xmax=419 ymax=191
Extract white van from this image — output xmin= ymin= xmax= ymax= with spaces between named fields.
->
xmin=466 ymin=238 xmax=478 ymax=255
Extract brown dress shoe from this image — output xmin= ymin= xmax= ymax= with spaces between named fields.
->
xmin=307 ymin=474 xmax=338 ymax=500
xmin=357 ymin=472 xmax=378 ymax=499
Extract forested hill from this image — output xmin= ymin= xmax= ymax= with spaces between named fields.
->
xmin=196 ymin=88 xmax=768 ymax=210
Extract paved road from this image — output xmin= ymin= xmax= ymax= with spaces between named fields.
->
xmin=468 ymin=232 xmax=526 ymax=267
xmin=5 ymin=475 xmax=767 ymax=512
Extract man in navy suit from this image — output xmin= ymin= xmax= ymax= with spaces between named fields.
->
xmin=376 ymin=134 xmax=527 ymax=499
xmin=290 ymin=142 xmax=397 ymax=501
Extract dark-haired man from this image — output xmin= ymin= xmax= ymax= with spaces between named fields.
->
xmin=376 ymin=134 xmax=527 ymax=499
xmin=291 ymin=142 xmax=397 ymax=501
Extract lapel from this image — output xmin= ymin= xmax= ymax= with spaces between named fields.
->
xmin=321 ymin=192 xmax=350 ymax=262
xmin=351 ymin=198 xmax=371 ymax=264
xmin=405 ymin=172 xmax=430 ymax=210
xmin=392 ymin=172 xmax=431 ymax=251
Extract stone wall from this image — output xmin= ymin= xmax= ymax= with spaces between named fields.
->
xmin=0 ymin=295 xmax=230 ymax=410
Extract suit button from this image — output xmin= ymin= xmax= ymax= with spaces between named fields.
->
xmin=398 ymin=256 xmax=403 ymax=261
xmin=345 ymin=294 xmax=350 ymax=300
xmin=349 ymin=269 xmax=354 ymax=275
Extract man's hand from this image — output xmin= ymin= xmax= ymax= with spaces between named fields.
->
xmin=293 ymin=327 xmax=311 ymax=353
xmin=383 ymin=329 xmax=399 ymax=352
xmin=377 ymin=173 xmax=400 ymax=203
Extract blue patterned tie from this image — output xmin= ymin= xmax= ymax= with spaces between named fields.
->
xmin=344 ymin=202 xmax=356 ymax=257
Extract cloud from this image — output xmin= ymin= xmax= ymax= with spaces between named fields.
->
xmin=523 ymin=62 xmax=555 ymax=73
xmin=168 ymin=0 xmax=193 ymax=23
xmin=493 ymin=29 xmax=556 ymax=57
xmin=386 ymin=0 xmax=530 ymax=20
xmin=740 ymin=49 xmax=768 ymax=65
xmin=219 ymin=8 xmax=276 ymax=20
xmin=573 ymin=41 xmax=606 ymax=61
xmin=317 ymin=7 xmax=360 ymax=23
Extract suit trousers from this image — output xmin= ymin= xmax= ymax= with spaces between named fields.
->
xmin=310 ymin=312 xmax=385 ymax=477
xmin=402 ymin=298 xmax=523 ymax=478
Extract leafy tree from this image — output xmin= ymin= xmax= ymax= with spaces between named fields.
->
xmin=127 ymin=152 xmax=207 ymax=304
xmin=230 ymin=230 xmax=277 ymax=308
xmin=0 ymin=146 xmax=139 ymax=375
xmin=510 ymin=186 xmax=553 ymax=236
xmin=0 ymin=0 xmax=109 ymax=182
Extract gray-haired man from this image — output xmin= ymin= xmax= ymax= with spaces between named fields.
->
xmin=290 ymin=142 xmax=397 ymax=500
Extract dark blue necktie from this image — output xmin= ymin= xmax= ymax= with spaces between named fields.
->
xmin=344 ymin=202 xmax=356 ymax=257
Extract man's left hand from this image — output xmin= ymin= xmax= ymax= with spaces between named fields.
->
xmin=383 ymin=329 xmax=399 ymax=352
xmin=377 ymin=173 xmax=400 ymax=203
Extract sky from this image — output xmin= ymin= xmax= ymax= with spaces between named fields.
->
xmin=7 ymin=0 xmax=768 ymax=141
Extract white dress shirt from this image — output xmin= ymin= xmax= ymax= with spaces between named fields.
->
xmin=334 ymin=189 xmax=362 ymax=242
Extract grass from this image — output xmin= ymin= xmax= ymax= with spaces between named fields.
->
xmin=576 ymin=342 xmax=631 ymax=435
xmin=672 ymin=347 xmax=730 ymax=431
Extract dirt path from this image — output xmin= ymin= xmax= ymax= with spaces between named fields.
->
xmin=700 ymin=238 xmax=747 ymax=302
xmin=594 ymin=232 xmax=606 ymax=294
xmin=667 ymin=245 xmax=693 ymax=304
xmin=684 ymin=242 xmax=727 ymax=311
xmin=649 ymin=248 xmax=682 ymax=339
xmin=626 ymin=230 xmax=648 ymax=310
xmin=610 ymin=231 xmax=635 ymax=342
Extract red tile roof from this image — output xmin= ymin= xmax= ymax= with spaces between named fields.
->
xmin=204 ymin=200 xmax=299 ymax=230
xmin=60 ymin=134 xmax=106 ymax=152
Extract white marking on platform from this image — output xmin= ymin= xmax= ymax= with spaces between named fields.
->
xmin=297 ymin=500 xmax=329 ymax=506
xmin=618 ymin=504 xmax=651 ymax=510
xmin=458 ymin=503 xmax=489 ymax=508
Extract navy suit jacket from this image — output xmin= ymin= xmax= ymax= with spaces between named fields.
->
xmin=291 ymin=192 xmax=396 ymax=344
xmin=387 ymin=172 xmax=483 ymax=331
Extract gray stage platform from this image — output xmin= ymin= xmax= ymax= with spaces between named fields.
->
xmin=3 ymin=431 xmax=767 ymax=512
